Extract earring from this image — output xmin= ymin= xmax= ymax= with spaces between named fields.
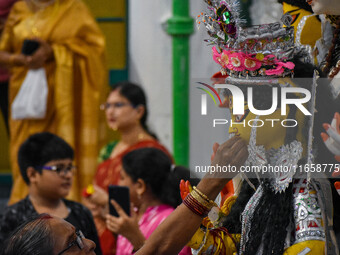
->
xmin=138 ymin=133 xmax=145 ymax=141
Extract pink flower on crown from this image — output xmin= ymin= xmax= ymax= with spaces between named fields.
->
xmin=212 ymin=47 xmax=221 ymax=64
xmin=262 ymin=54 xmax=277 ymax=65
xmin=265 ymin=61 xmax=295 ymax=76
xmin=280 ymin=61 xmax=295 ymax=70
xmin=220 ymin=50 xmax=230 ymax=67
xmin=212 ymin=47 xmax=230 ymax=68
xmin=243 ymin=56 xmax=261 ymax=71
xmin=263 ymin=54 xmax=277 ymax=60
xmin=227 ymin=52 xmax=245 ymax=71
xmin=265 ymin=65 xmax=285 ymax=76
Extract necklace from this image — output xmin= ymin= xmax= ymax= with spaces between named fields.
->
xmin=25 ymin=0 xmax=59 ymax=36
xmin=138 ymin=133 xmax=146 ymax=141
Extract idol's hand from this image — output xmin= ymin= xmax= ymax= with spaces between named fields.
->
xmin=333 ymin=166 xmax=340 ymax=196
xmin=335 ymin=182 xmax=340 ymax=196
xmin=321 ymin=112 xmax=340 ymax=196
xmin=332 ymin=161 xmax=340 ymax=196
xmin=321 ymin=112 xmax=340 ymax=159
xmin=209 ymin=136 xmax=248 ymax=179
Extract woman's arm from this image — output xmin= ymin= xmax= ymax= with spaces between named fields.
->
xmin=0 ymin=51 xmax=26 ymax=67
xmin=135 ymin=136 xmax=248 ymax=255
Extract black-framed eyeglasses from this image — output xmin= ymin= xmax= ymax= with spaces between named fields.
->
xmin=58 ymin=230 xmax=85 ymax=255
xmin=39 ymin=164 xmax=76 ymax=176
xmin=100 ymin=102 xmax=134 ymax=111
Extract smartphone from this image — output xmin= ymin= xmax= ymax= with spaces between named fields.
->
xmin=21 ymin=39 xmax=40 ymax=56
xmin=108 ymin=185 xmax=130 ymax=217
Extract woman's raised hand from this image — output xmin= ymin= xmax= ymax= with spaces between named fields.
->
xmin=209 ymin=136 xmax=248 ymax=179
xmin=195 ymin=136 xmax=248 ymax=205
xmin=106 ymin=200 xmax=145 ymax=250
xmin=105 ymin=200 xmax=138 ymax=235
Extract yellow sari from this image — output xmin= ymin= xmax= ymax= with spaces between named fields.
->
xmin=1 ymin=0 xmax=107 ymax=204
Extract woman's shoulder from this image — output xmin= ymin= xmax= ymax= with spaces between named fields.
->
xmin=97 ymin=141 xmax=119 ymax=163
xmin=136 ymin=139 xmax=165 ymax=147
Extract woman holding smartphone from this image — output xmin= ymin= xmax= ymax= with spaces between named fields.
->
xmin=105 ymin=148 xmax=193 ymax=255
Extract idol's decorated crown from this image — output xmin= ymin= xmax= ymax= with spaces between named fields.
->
xmin=199 ymin=0 xmax=300 ymax=83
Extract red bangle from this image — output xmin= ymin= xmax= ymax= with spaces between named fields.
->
xmin=183 ymin=193 xmax=210 ymax=217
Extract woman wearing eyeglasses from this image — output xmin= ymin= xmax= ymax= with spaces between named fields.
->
xmin=0 ymin=132 xmax=102 ymax=254
xmin=83 ymin=81 xmax=171 ymax=255
xmin=2 ymin=214 xmax=96 ymax=255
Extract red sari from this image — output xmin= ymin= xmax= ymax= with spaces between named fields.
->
xmin=94 ymin=140 xmax=171 ymax=255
